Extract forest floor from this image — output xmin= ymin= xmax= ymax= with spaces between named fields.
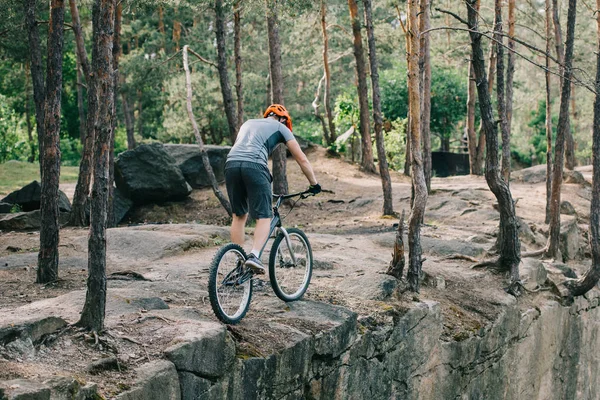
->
xmin=0 ymin=147 xmax=595 ymax=398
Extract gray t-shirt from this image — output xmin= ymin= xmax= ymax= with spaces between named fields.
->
xmin=226 ymin=118 xmax=295 ymax=168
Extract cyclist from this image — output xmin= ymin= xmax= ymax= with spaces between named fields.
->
xmin=225 ymin=104 xmax=321 ymax=274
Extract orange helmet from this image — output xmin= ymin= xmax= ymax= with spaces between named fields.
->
xmin=263 ymin=104 xmax=292 ymax=131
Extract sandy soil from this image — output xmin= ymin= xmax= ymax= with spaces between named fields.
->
xmin=0 ymin=147 xmax=594 ymax=397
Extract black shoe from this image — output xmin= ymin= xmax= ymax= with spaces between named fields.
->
xmin=245 ymin=254 xmax=265 ymax=275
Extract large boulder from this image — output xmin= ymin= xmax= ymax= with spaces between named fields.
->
xmin=560 ymin=218 xmax=580 ymax=261
xmin=1 ymin=181 xmax=71 ymax=212
xmin=0 ymin=210 xmax=70 ymax=231
xmin=112 ymin=187 xmax=134 ymax=225
xmin=115 ymin=143 xmax=192 ymax=205
xmin=163 ymin=144 xmax=231 ymax=189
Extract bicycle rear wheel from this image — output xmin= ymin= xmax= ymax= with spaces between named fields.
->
xmin=208 ymin=244 xmax=253 ymax=324
xmin=268 ymin=228 xmax=313 ymax=302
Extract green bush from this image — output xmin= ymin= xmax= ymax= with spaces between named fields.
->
xmin=384 ymin=118 xmax=407 ymax=172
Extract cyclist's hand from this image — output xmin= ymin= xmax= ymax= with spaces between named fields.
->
xmin=307 ymin=183 xmax=322 ymax=195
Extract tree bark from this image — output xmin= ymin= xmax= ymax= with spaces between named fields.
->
xmin=387 ymin=210 xmax=405 ymax=279
xmin=137 ymin=90 xmax=143 ymax=138
xmin=122 ymin=86 xmax=136 ymax=150
xmin=348 ymin=0 xmax=376 ymax=174
xmin=419 ymin=0 xmax=432 ymax=192
xmin=404 ymin=112 xmax=411 ymax=176
xmin=363 ymin=0 xmax=393 ymax=216
xmin=545 ymin=0 xmax=553 ymax=224
xmin=552 ymin=0 xmax=575 ymax=170
xmin=561 ymin=0 xmax=600 ymax=298
xmin=546 ymin=0 xmax=577 ymax=259
xmin=321 ymin=0 xmax=336 ymax=145
xmin=70 ymin=0 xmax=98 ymax=227
xmin=505 ymin=0 xmax=516 ymax=134
xmin=467 ymin=0 xmax=521 ymax=294
xmin=24 ymin=63 xmax=36 ymax=163
xmin=25 ymin=0 xmax=45 ymax=175
xmin=75 ymin=51 xmax=86 ymax=145
xmin=494 ymin=0 xmax=510 ymax=183
xmin=77 ymin=0 xmax=115 ymax=332
xmin=234 ymin=0 xmax=243 ymax=131
xmin=215 ymin=0 xmax=238 ymax=144
xmin=466 ymin=63 xmax=477 ymax=174
xmin=266 ymin=0 xmax=288 ymax=196
xmin=108 ymin=0 xmax=121 ymax=228
xmin=38 ymin=0 xmax=65 ymax=284
xmin=183 ymin=46 xmax=232 ymax=217
xmin=312 ymin=74 xmax=329 ymax=143
xmin=406 ymin=0 xmax=427 ymax=292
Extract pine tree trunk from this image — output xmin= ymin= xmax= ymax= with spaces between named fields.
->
xmin=183 ymin=46 xmax=232 ymax=217
xmin=406 ymin=0 xmax=427 ymax=292
xmin=137 ymin=90 xmax=143 ymax=138
xmin=321 ymin=0 xmax=336 ymax=145
xmin=77 ymin=0 xmax=115 ymax=332
xmin=215 ymin=0 xmax=238 ymax=144
xmin=122 ymin=88 xmax=136 ymax=150
xmin=70 ymin=0 xmax=97 ymax=227
xmin=505 ymin=0 xmax=516 ymax=134
xmin=494 ymin=0 xmax=510 ymax=183
xmin=419 ymin=0 xmax=432 ymax=192
xmin=467 ymin=63 xmax=477 ymax=174
xmin=108 ymin=0 xmax=121 ymax=228
xmin=266 ymin=0 xmax=288 ymax=195
xmin=234 ymin=0 xmax=243 ymax=131
xmin=404 ymin=112 xmax=411 ymax=176
xmin=552 ymin=0 xmax=575 ymax=170
xmin=75 ymin=51 xmax=86 ymax=144
xmin=547 ymin=0 xmax=577 ymax=259
xmin=561 ymin=0 xmax=600 ymax=297
xmin=467 ymin=0 xmax=521 ymax=292
xmin=38 ymin=0 xmax=65 ymax=284
xmin=363 ymin=0 xmax=393 ymax=216
xmin=24 ymin=63 xmax=36 ymax=163
xmin=25 ymin=0 xmax=45 ymax=175
xmin=348 ymin=0 xmax=376 ymax=173
xmin=545 ymin=0 xmax=553 ymax=225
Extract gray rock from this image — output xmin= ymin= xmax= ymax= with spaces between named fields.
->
xmin=0 ymin=181 xmax=71 ymax=212
xmin=43 ymin=377 xmax=99 ymax=400
xmin=164 ymin=323 xmax=235 ymax=378
xmin=560 ymin=201 xmax=577 ymax=216
xmin=0 ymin=316 xmax=67 ymax=346
xmin=5 ymin=337 xmax=35 ymax=359
xmin=313 ymin=259 xmax=334 ymax=270
xmin=0 ymin=379 xmax=51 ymax=400
xmin=560 ymin=218 xmax=580 ymax=261
xmin=163 ymin=144 xmax=231 ymax=189
xmin=468 ymin=234 xmax=491 ymax=244
xmin=116 ymin=360 xmax=180 ymax=400
xmin=113 ymin=187 xmax=134 ymax=225
xmin=115 ymin=143 xmax=192 ymax=205
xmin=128 ymin=297 xmax=169 ymax=311
xmin=563 ymin=170 xmax=587 ymax=185
xmin=520 ymin=259 xmax=548 ymax=290
xmin=346 ymin=274 xmax=397 ymax=300
xmin=178 ymin=372 xmax=213 ymax=400
xmin=511 ymin=164 xmax=547 ymax=184
xmin=87 ymin=356 xmax=120 ymax=374
xmin=546 ymin=262 xmax=577 ymax=278
xmin=422 ymin=271 xmax=446 ymax=289
xmin=0 ymin=211 xmax=70 ymax=231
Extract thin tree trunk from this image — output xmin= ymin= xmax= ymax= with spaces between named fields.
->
xmin=173 ymin=18 xmax=181 ymax=52
xmin=467 ymin=63 xmax=477 ymax=174
xmin=25 ymin=0 xmax=45 ymax=175
xmin=547 ymin=0 xmax=577 ymax=259
xmin=505 ymin=0 xmax=516 ymax=134
xmin=215 ymin=0 xmax=238 ymax=143
xmin=266 ymin=0 xmax=288 ymax=196
xmin=234 ymin=0 xmax=243 ymax=131
xmin=552 ymin=0 xmax=575 ymax=170
xmin=467 ymin=0 xmax=521 ymax=294
xmin=70 ymin=0 xmax=97 ymax=226
xmin=364 ymin=0 xmax=393 ymax=216
xmin=108 ymin=0 xmax=121 ymax=228
xmin=38 ymin=0 xmax=65 ymax=284
xmin=348 ymin=0 xmax=376 ymax=173
xmin=494 ymin=0 xmax=510 ymax=183
xmin=312 ymin=73 xmax=330 ymax=143
xmin=404 ymin=112 xmax=411 ymax=176
xmin=75 ymin=51 xmax=86 ymax=144
xmin=406 ymin=0 xmax=427 ymax=292
xmin=561 ymin=0 xmax=600 ymax=297
xmin=545 ymin=0 xmax=553 ymax=225
xmin=137 ymin=90 xmax=143 ymax=138
xmin=419 ymin=0 xmax=432 ymax=192
xmin=77 ymin=0 xmax=114 ymax=332
xmin=25 ymin=63 xmax=36 ymax=163
xmin=183 ymin=46 xmax=232 ymax=217
xmin=158 ymin=6 xmax=165 ymax=52
xmin=321 ymin=0 xmax=336 ymax=145
xmin=473 ymin=20 xmax=494 ymax=176
xmin=122 ymin=87 xmax=136 ymax=150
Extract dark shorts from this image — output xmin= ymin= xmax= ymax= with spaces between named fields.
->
xmin=225 ymin=161 xmax=273 ymax=219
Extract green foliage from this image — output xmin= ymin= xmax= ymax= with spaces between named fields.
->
xmin=293 ymin=119 xmax=324 ymax=145
xmin=526 ymin=100 xmax=557 ymax=165
xmin=59 ymin=135 xmax=83 ymax=166
xmin=0 ymin=95 xmax=31 ymax=163
xmin=10 ymin=203 xmax=22 ymax=213
xmin=383 ymin=118 xmax=407 ymax=171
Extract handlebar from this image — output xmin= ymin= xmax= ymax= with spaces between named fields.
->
xmin=273 ymin=190 xmax=314 ymax=200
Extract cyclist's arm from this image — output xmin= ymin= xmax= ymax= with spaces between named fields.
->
xmin=286 ymin=139 xmax=317 ymax=185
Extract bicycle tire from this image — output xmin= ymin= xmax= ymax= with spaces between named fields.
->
xmin=268 ymin=228 xmax=313 ymax=302
xmin=208 ymin=243 xmax=253 ymax=324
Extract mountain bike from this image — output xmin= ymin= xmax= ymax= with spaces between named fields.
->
xmin=208 ymin=190 xmax=315 ymax=324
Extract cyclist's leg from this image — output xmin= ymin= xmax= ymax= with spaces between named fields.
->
xmin=231 ymin=214 xmax=248 ymax=246
xmin=252 ymin=219 xmax=271 ymax=255
xmin=225 ymin=165 xmax=249 ymax=245
xmin=242 ymin=164 xmax=273 ymax=258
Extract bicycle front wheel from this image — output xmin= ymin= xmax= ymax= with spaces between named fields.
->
xmin=268 ymin=228 xmax=313 ymax=302
xmin=208 ymin=244 xmax=253 ymax=324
